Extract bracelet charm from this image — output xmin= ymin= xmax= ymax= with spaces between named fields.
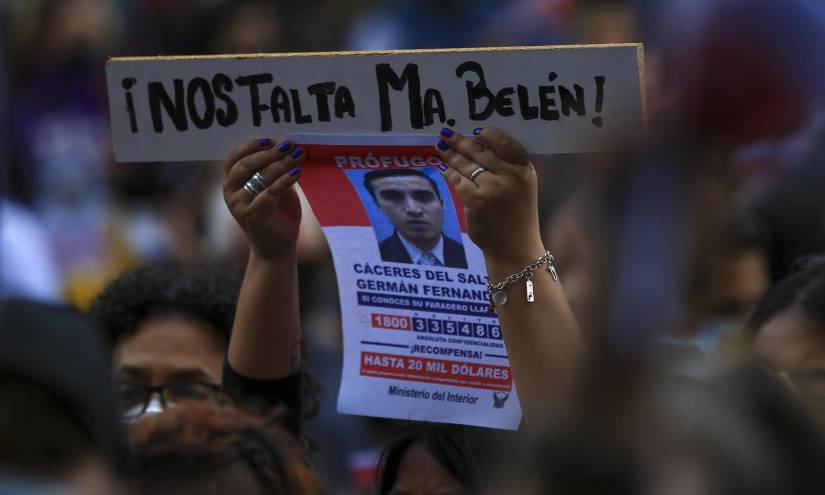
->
xmin=526 ymin=275 xmax=535 ymax=302
xmin=492 ymin=290 xmax=508 ymax=307
xmin=485 ymin=251 xmax=557 ymax=313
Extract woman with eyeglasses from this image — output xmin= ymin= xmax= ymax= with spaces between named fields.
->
xmin=90 ymin=137 xmax=311 ymax=436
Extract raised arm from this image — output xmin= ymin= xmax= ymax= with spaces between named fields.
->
xmin=222 ymin=138 xmax=305 ymax=379
xmin=435 ymin=128 xmax=586 ymax=425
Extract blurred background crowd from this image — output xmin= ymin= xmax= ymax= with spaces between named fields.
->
xmin=3 ymin=0 xmax=825 ymax=493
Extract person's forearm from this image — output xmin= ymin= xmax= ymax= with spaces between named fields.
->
xmin=228 ymin=249 xmax=301 ymax=379
xmin=484 ymin=238 xmax=585 ymax=425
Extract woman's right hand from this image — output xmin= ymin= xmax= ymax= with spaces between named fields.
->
xmin=222 ymin=138 xmax=305 ymax=260
xmin=222 ymin=138 xmax=305 ymax=382
xmin=434 ymin=127 xmax=544 ymax=264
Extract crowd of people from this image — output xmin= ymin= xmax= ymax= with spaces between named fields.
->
xmin=3 ymin=0 xmax=825 ymax=493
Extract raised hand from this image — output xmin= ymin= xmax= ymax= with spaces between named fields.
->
xmin=435 ymin=127 xmax=585 ymax=425
xmin=222 ymin=138 xmax=305 ymax=259
xmin=434 ymin=127 xmax=544 ymax=264
xmin=222 ymin=138 xmax=304 ymax=382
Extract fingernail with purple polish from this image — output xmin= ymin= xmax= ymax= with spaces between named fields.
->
xmin=436 ymin=140 xmax=450 ymax=151
xmin=290 ymin=147 xmax=304 ymax=158
xmin=438 ymin=163 xmax=448 ymax=172
xmin=257 ymin=138 xmax=273 ymax=147
xmin=289 ymin=167 xmax=301 ymax=177
xmin=440 ymin=127 xmax=454 ymax=138
xmin=473 ymin=128 xmax=483 ymax=135
xmin=277 ymin=140 xmax=291 ymax=152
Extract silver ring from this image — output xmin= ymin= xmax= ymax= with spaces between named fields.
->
xmin=243 ymin=172 xmax=269 ymax=197
xmin=469 ymin=166 xmax=488 ymax=183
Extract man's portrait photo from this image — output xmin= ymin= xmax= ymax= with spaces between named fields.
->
xmin=347 ymin=168 xmax=468 ymax=269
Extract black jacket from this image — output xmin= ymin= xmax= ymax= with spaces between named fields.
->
xmin=378 ymin=230 xmax=468 ymax=269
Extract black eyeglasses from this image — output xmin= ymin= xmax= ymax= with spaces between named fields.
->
xmin=116 ymin=383 xmax=221 ymax=420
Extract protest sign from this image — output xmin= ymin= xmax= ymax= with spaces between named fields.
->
xmin=297 ymin=138 xmax=522 ymax=429
xmin=106 ymin=45 xmax=645 ymax=161
xmin=105 ymin=45 xmax=647 ymax=429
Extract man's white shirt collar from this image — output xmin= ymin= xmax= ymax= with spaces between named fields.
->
xmin=398 ymin=233 xmax=445 ymax=265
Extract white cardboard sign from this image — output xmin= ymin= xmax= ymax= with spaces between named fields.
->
xmin=106 ymin=45 xmax=645 ymax=161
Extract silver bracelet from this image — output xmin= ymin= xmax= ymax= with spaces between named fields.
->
xmin=486 ymin=251 xmax=558 ymax=313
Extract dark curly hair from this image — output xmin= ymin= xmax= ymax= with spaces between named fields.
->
xmin=88 ymin=263 xmax=243 ymax=347
xmin=128 ymin=403 xmax=325 ymax=494
xmin=88 ymin=263 xmax=321 ymax=425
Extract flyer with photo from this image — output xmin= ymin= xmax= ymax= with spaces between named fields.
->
xmin=297 ymin=139 xmax=521 ymax=430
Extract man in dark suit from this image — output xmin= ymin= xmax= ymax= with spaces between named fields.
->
xmin=364 ymin=169 xmax=468 ymax=269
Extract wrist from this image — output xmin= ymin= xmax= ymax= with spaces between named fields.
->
xmin=249 ymin=246 xmax=298 ymax=266
xmin=482 ymin=238 xmax=546 ymax=278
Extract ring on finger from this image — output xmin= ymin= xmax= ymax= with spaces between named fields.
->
xmin=243 ymin=171 xmax=270 ymax=197
xmin=469 ymin=166 xmax=489 ymax=184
